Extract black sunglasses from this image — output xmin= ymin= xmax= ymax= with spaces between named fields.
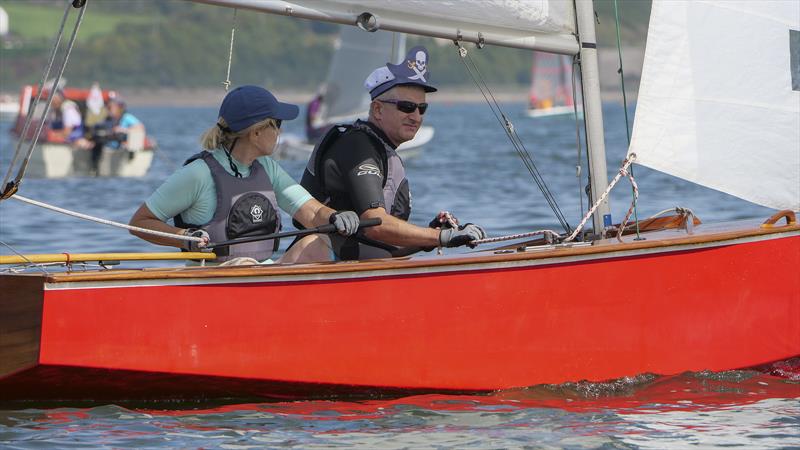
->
xmin=378 ymin=99 xmax=428 ymax=115
xmin=274 ymin=119 xmax=282 ymax=129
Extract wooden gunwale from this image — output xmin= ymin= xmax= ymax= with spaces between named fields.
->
xmin=34 ymin=218 xmax=800 ymax=284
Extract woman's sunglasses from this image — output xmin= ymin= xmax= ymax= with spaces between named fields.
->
xmin=273 ymin=119 xmax=282 ymax=129
xmin=378 ymin=99 xmax=428 ymax=115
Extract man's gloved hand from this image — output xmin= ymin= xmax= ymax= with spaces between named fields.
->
xmin=428 ymin=210 xmax=460 ymax=229
xmin=183 ymin=228 xmax=210 ymax=252
xmin=329 ymin=210 xmax=360 ymax=236
xmin=438 ymin=223 xmax=486 ymax=248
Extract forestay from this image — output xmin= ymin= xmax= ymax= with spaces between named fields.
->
xmin=192 ymin=0 xmax=578 ymax=54
xmin=629 ymin=0 xmax=800 ymax=211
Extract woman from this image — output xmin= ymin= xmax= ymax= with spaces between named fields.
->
xmin=129 ymin=85 xmax=359 ymax=265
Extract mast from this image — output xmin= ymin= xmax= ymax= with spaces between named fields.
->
xmin=574 ymin=0 xmax=611 ymax=233
xmin=390 ymin=32 xmax=406 ymax=64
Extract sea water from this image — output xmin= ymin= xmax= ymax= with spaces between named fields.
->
xmin=0 ymin=102 xmax=797 ymax=448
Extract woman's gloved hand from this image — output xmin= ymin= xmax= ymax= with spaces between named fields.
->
xmin=183 ymin=228 xmax=210 ymax=252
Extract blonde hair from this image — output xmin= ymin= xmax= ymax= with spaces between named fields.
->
xmin=200 ymin=117 xmax=281 ymax=150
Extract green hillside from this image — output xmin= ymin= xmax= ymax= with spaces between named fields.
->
xmin=0 ymin=0 xmax=651 ymax=91
xmin=2 ymin=1 xmax=152 ymax=42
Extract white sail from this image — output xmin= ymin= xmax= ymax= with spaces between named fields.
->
xmin=320 ymin=28 xmax=399 ymax=124
xmin=629 ymin=0 xmax=800 ymax=211
xmin=194 ymin=0 xmax=578 ymax=54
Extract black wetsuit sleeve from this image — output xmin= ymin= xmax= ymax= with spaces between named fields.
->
xmin=322 ymin=132 xmax=385 ymax=215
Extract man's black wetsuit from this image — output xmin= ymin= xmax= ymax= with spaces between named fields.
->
xmin=299 ymin=120 xmax=411 ymax=260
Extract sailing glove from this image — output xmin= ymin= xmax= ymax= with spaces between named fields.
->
xmin=183 ymin=228 xmax=210 ymax=252
xmin=329 ymin=211 xmax=360 ymax=236
xmin=439 ymin=223 xmax=486 ymax=248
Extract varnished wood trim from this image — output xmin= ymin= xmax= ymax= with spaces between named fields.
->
xmin=0 ymin=252 xmax=216 ymax=265
xmin=0 ymin=275 xmax=43 ymax=378
xmin=11 ymin=218 xmax=800 ymax=285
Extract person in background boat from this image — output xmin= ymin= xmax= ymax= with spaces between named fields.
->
xmin=47 ymin=89 xmax=84 ymax=144
xmin=83 ymin=82 xmax=109 ymax=129
xmin=105 ymin=98 xmax=145 ymax=149
xmin=81 ymin=96 xmax=145 ymax=175
xmin=299 ymin=46 xmax=486 ymax=260
xmin=305 ymin=86 xmax=327 ymax=143
xmin=129 ymin=85 xmax=361 ymax=265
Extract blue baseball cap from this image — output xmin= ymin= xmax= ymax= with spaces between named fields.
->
xmin=218 ymin=85 xmax=299 ymax=132
xmin=364 ymin=46 xmax=437 ymax=99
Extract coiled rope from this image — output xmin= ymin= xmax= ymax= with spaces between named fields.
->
xmin=1 ymin=0 xmax=87 ymax=200
xmin=8 ymin=195 xmax=203 ymax=244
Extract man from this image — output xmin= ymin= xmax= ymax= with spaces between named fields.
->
xmin=299 ymin=46 xmax=486 ymax=260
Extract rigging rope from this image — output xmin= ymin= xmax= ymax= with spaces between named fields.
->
xmin=223 ymin=9 xmax=238 ymax=91
xmin=564 ymin=154 xmax=637 ymax=242
xmin=612 ymin=0 xmax=642 ymax=239
xmin=453 ymin=41 xmax=572 ymax=235
xmin=471 ymin=229 xmax=560 ymax=246
xmin=8 ymin=195 xmax=204 ymax=244
xmin=570 ymin=54 xmax=586 ymax=236
xmin=0 ymin=240 xmax=50 ymax=274
xmin=1 ymin=0 xmax=85 ymax=200
xmin=471 ymin=156 xmax=638 ymax=247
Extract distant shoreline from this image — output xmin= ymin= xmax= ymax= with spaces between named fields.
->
xmin=100 ymin=87 xmax=632 ymax=107
xmin=0 ymin=86 xmax=633 ymax=109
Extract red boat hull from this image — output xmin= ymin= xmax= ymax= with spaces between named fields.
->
xmin=2 ymin=223 xmax=799 ymax=401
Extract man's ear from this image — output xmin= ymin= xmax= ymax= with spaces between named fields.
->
xmin=370 ymin=100 xmax=382 ymax=119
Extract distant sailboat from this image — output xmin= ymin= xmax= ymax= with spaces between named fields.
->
xmin=525 ymin=51 xmax=581 ymax=118
xmin=275 ymin=27 xmax=434 ymax=159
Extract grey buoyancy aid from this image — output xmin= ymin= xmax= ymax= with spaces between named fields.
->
xmin=302 ymin=120 xmax=410 ymax=220
xmin=174 ymin=151 xmax=281 ymax=262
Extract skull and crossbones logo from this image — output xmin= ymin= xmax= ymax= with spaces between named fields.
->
xmin=407 ymin=50 xmax=427 ymax=82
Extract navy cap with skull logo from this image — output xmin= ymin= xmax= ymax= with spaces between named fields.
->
xmin=364 ymin=46 xmax=438 ymax=99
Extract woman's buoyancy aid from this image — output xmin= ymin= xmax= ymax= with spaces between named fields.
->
xmin=302 ymin=120 xmax=410 ymax=221
xmin=174 ymin=151 xmax=281 ymax=262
